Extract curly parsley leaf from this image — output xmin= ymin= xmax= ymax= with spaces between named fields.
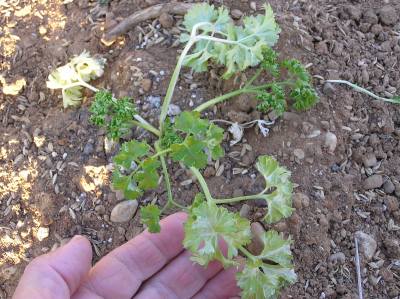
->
xmin=184 ymin=200 xmax=251 ymax=267
xmin=90 ymin=90 xmax=137 ymax=140
xmin=256 ymin=84 xmax=286 ymax=115
xmin=255 ymin=156 xmax=293 ymax=223
xmin=140 ymin=204 xmax=161 ymax=233
xmin=182 ymin=3 xmax=280 ymax=79
xmin=160 ymin=118 xmax=183 ymax=149
xmin=170 ymin=136 xmax=208 ymax=168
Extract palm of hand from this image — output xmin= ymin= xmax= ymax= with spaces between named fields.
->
xmin=13 ymin=213 xmax=240 ymax=299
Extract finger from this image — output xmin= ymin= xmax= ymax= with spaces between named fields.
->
xmin=13 ymin=236 xmax=92 ymax=299
xmin=73 ymin=212 xmax=187 ymax=299
xmin=192 ymin=266 xmax=241 ymax=299
xmin=134 ymin=250 xmax=223 ymax=299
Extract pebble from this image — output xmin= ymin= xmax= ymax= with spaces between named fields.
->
xmin=383 ymin=180 xmax=395 ymax=194
xmin=167 ymin=104 xmax=181 ymax=116
xmin=231 ymin=9 xmax=243 ymax=19
xmin=355 ymin=231 xmax=377 ymax=260
xmin=95 ymin=204 xmax=106 ymax=215
xmin=83 ymin=142 xmax=94 ymax=155
xmin=378 ymin=6 xmax=398 ymax=26
xmin=247 ymin=222 xmax=265 ymax=255
xmin=294 ymin=148 xmax=305 ymax=160
xmin=383 ymin=238 xmax=400 ymax=259
xmin=239 ymin=204 xmax=251 ymax=218
xmin=386 ymin=196 xmax=399 ymax=212
xmin=362 ymin=9 xmax=378 ymax=24
xmin=141 ymin=78 xmax=152 ymax=92
xmin=362 ymin=152 xmax=377 ymax=168
xmin=363 ymin=174 xmax=383 ymax=190
xmin=110 ymin=200 xmax=138 ymax=223
xmin=159 ymin=12 xmax=174 ymax=28
xmin=293 ymin=193 xmax=310 ymax=209
xmin=328 ymin=252 xmax=346 ymax=266
xmin=322 ymin=82 xmax=336 ymax=96
xmin=147 ymin=95 xmax=161 ymax=108
xmin=36 ymin=227 xmax=50 ymax=241
xmin=324 ymin=132 xmax=337 ymax=153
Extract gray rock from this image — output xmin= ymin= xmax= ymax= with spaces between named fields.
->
xmin=363 ymin=174 xmax=383 ymax=190
xmin=363 ymin=9 xmax=378 ymax=24
xmin=147 ymin=96 xmax=161 ymax=108
xmin=167 ymin=104 xmax=181 ymax=116
xmin=323 ymin=82 xmax=336 ymax=96
xmin=379 ymin=6 xmax=398 ymax=26
xmin=159 ymin=12 xmax=174 ymax=28
xmin=355 ymin=231 xmax=377 ymax=260
xmin=362 ymin=153 xmax=377 ymax=168
xmin=383 ymin=180 xmax=395 ymax=194
xmin=324 ymin=132 xmax=337 ymax=153
xmin=110 ymin=200 xmax=138 ymax=223
xmin=83 ymin=142 xmax=94 ymax=155
xmin=293 ymin=193 xmax=310 ymax=209
xmin=239 ymin=204 xmax=251 ymax=218
xmin=247 ymin=222 xmax=265 ymax=255
xmin=328 ymin=252 xmax=346 ymax=266
xmin=294 ymin=148 xmax=305 ymax=160
xmin=231 ymin=9 xmax=243 ymax=19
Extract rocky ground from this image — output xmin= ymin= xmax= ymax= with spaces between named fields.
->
xmin=1 ymin=0 xmax=400 ymax=298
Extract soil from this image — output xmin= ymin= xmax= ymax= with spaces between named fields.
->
xmin=1 ymin=0 xmax=400 ymax=298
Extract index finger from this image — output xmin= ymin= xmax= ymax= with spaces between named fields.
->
xmin=73 ymin=212 xmax=187 ymax=299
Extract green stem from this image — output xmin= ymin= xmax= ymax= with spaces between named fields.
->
xmin=245 ymin=69 xmax=263 ymax=89
xmin=326 ymin=80 xmax=400 ymax=104
xmin=151 ymin=148 xmax=172 ymax=159
xmin=159 ymin=39 xmax=196 ymax=132
xmin=213 ymin=194 xmax=267 ymax=205
xmin=189 ymin=167 xmax=213 ymax=202
xmin=130 ymin=120 xmax=161 ymax=136
xmin=194 ymin=88 xmax=258 ymax=112
xmin=239 ymin=245 xmax=256 ymax=262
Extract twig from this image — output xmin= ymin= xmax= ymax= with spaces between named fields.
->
xmin=354 ymin=236 xmax=364 ymax=299
xmin=103 ymin=2 xmax=194 ymax=43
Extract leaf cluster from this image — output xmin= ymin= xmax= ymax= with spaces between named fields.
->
xmin=90 ymin=90 xmax=137 ymax=140
xmin=256 ymin=47 xmax=319 ymax=115
xmin=47 ymin=51 xmax=105 ymax=108
xmin=182 ymin=3 xmax=280 ymax=79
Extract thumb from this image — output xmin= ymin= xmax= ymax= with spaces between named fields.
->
xmin=13 ymin=235 xmax=92 ymax=299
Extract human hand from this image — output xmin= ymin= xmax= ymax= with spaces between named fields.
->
xmin=13 ymin=212 xmax=241 ymax=299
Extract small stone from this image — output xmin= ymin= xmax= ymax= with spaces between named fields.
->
xmin=363 ymin=174 xmax=383 ymax=190
xmin=294 ymin=148 xmax=305 ymax=160
xmin=247 ymin=222 xmax=265 ymax=255
xmin=83 ymin=142 xmax=94 ymax=155
xmin=227 ymin=110 xmax=250 ymax=123
xmin=345 ymin=5 xmax=362 ymax=21
xmin=363 ymin=9 xmax=378 ymax=25
xmin=355 ymin=231 xmax=377 ymax=260
xmin=36 ymin=227 xmax=50 ymax=241
xmin=203 ymin=166 xmax=216 ymax=178
xmin=147 ymin=95 xmax=161 ymax=108
xmin=95 ymin=205 xmax=106 ymax=215
xmin=380 ymin=268 xmax=394 ymax=282
xmin=324 ymin=132 xmax=337 ymax=153
xmin=383 ymin=180 xmax=395 ymax=194
xmin=379 ymin=6 xmax=398 ymax=26
xmin=141 ymin=78 xmax=152 ymax=92
xmin=239 ymin=204 xmax=251 ymax=218
xmin=362 ymin=153 xmax=377 ymax=168
xmin=328 ymin=252 xmax=346 ymax=266
xmin=110 ymin=200 xmax=138 ymax=223
xmin=293 ymin=193 xmax=306 ymax=209
xmin=386 ymin=196 xmax=399 ymax=212
xmin=231 ymin=9 xmax=243 ymax=19
xmin=383 ymin=238 xmax=400 ymax=259
xmin=159 ymin=12 xmax=174 ymax=28
xmin=323 ymin=82 xmax=336 ymax=95
xmin=167 ymin=104 xmax=181 ymax=116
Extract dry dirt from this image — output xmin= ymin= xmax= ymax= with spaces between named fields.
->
xmin=1 ymin=0 xmax=400 ymax=298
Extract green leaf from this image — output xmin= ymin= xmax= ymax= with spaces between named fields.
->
xmin=170 ymin=136 xmax=208 ymax=168
xmin=112 ymin=170 xmax=142 ymax=200
xmin=174 ymin=111 xmax=209 ymax=135
xmin=90 ymin=91 xmax=137 ymax=140
xmin=140 ymin=204 xmax=161 ymax=233
xmin=237 ymin=259 xmax=296 ymax=299
xmin=184 ymin=201 xmax=251 ymax=267
xmin=256 ymin=83 xmax=286 ymax=115
xmin=135 ymin=158 xmax=160 ymax=190
xmin=182 ymin=4 xmax=280 ymax=79
xmin=290 ymin=82 xmax=319 ymax=111
xmin=257 ymin=230 xmax=293 ymax=266
xmin=281 ymin=59 xmax=310 ymax=82
xmin=206 ymin=124 xmax=225 ymax=160
xmin=160 ymin=118 xmax=183 ymax=149
xmin=113 ymin=140 xmax=150 ymax=170
xmin=255 ymin=156 xmax=293 ymax=224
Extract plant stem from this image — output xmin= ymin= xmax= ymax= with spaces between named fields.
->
xmin=194 ymin=88 xmax=258 ymax=112
xmin=239 ymin=245 xmax=256 ymax=262
xmin=245 ymin=69 xmax=263 ymax=88
xmin=151 ymin=148 xmax=172 ymax=159
xmin=189 ymin=167 xmax=213 ymax=202
xmin=326 ymin=80 xmax=400 ymax=104
xmin=214 ymin=194 xmax=267 ymax=205
xmin=159 ymin=39 xmax=196 ymax=132
xmin=131 ymin=120 xmax=161 ymax=136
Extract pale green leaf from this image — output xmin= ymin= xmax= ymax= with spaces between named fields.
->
xmin=170 ymin=136 xmax=208 ymax=168
xmin=184 ymin=201 xmax=251 ymax=267
xmin=140 ymin=204 xmax=161 ymax=233
xmin=257 ymin=230 xmax=293 ymax=267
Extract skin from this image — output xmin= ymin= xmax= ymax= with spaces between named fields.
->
xmin=13 ymin=212 xmax=241 ymax=299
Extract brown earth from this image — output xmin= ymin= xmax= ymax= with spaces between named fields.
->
xmin=1 ymin=0 xmax=400 ymax=298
